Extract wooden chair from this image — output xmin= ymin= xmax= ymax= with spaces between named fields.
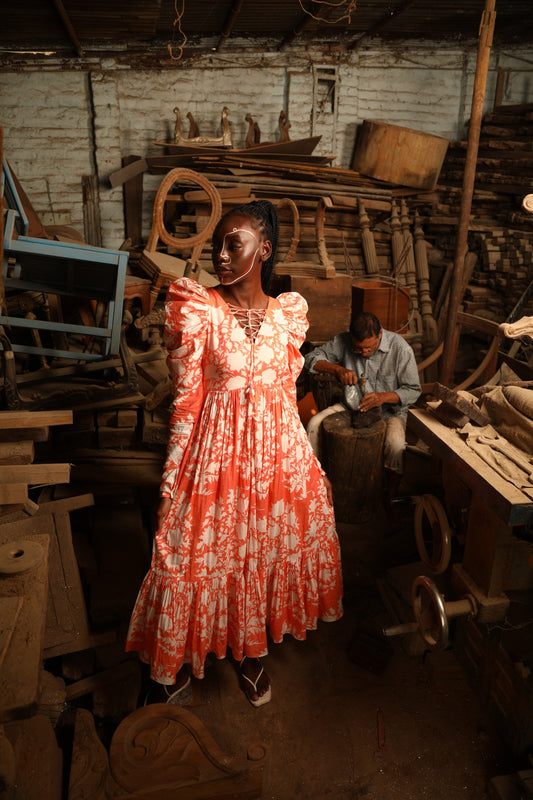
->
xmin=139 ymin=168 xmax=221 ymax=310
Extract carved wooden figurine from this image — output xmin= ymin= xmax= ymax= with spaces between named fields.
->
xmin=245 ymin=110 xmax=291 ymax=147
xmin=245 ymin=113 xmax=261 ymax=148
xmin=279 ymin=110 xmax=291 ymax=142
xmin=173 ymin=106 xmax=232 ymax=147
xmin=186 ymin=111 xmax=199 ymax=138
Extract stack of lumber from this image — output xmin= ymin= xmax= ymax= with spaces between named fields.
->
xmin=115 ymin=105 xmax=533 ymax=371
xmin=0 ymin=409 xmax=112 ymax=799
xmin=0 ymin=410 xmax=72 ymax=516
xmin=159 ymin=157 xmax=407 ymax=279
xmin=417 ymin=102 xmax=533 ymax=326
xmin=116 ymin=147 xmax=423 ymax=282
xmin=439 ymin=103 xmax=533 ymax=207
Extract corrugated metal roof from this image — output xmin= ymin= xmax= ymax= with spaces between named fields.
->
xmin=1 ymin=0 xmax=531 ymax=58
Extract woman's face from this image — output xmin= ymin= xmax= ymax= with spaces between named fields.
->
xmin=212 ymin=213 xmax=269 ymax=286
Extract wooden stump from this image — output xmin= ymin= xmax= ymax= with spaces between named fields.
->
xmin=323 ymin=411 xmax=386 ymax=523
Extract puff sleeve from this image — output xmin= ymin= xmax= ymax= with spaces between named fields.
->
xmin=160 ymin=278 xmax=210 ymax=497
xmin=277 ymin=292 xmax=309 ymax=400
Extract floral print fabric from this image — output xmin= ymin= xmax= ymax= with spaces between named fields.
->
xmin=126 ymin=278 xmax=343 ymax=682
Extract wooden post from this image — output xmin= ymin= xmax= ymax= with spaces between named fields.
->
xmin=400 ymin=200 xmax=423 ymax=349
xmin=359 ymin=199 xmax=379 ymax=274
xmin=414 ymin=211 xmax=439 ymax=357
xmin=390 ymin=200 xmax=405 ymax=284
xmin=439 ymin=0 xmax=497 ymax=386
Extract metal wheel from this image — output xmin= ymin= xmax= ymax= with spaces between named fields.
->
xmin=412 ymin=575 xmax=449 ymax=650
xmin=413 ymin=494 xmax=452 ymax=574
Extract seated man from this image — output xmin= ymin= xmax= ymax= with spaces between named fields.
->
xmin=304 ymin=311 xmax=422 ymax=508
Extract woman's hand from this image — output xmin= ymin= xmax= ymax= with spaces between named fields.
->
xmin=323 ymin=474 xmax=333 ymax=506
xmin=156 ymin=496 xmax=172 ymax=530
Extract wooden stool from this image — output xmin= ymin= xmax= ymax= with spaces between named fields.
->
xmin=123 ymin=275 xmax=152 ymax=317
xmin=322 ymin=410 xmax=386 ymax=524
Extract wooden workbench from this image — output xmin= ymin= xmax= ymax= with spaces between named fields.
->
xmin=408 ymin=407 xmax=533 ymax=526
xmin=408 ymin=407 xmax=533 ymax=597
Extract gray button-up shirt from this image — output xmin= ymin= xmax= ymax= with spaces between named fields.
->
xmin=304 ymin=329 xmax=421 ymax=420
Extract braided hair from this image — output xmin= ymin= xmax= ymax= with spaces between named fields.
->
xmin=220 ymin=199 xmax=279 ymax=292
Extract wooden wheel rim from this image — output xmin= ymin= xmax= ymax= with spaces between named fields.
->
xmin=413 ymin=493 xmax=452 ymax=574
xmin=150 ymin=168 xmax=222 ymax=251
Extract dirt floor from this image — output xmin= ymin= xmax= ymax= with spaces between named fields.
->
xmin=165 ymin=506 xmax=514 ymax=800
xmin=56 ymin=447 xmax=525 ymax=799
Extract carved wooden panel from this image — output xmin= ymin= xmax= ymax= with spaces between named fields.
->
xmin=69 ymin=705 xmax=265 ymax=799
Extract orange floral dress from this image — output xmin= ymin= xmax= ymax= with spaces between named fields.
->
xmin=126 ymin=278 xmax=343 ymax=683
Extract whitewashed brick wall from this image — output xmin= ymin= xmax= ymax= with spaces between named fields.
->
xmin=0 ymin=44 xmax=531 ymax=248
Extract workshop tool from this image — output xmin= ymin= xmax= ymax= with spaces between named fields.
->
xmin=383 ymin=575 xmax=478 ymax=651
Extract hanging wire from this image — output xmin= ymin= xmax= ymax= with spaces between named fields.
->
xmin=298 ymin=0 xmax=357 ymax=25
xmin=168 ymin=0 xmax=187 ymax=62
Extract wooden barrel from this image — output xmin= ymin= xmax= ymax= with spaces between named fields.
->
xmin=323 ymin=411 xmax=386 ymax=523
xmin=351 ymin=120 xmax=449 ymax=190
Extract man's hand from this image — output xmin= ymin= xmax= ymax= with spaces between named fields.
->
xmin=358 ymin=390 xmax=400 ymax=413
xmin=358 ymin=392 xmax=384 ymax=412
xmin=313 ymin=360 xmax=358 ymax=385
xmin=335 ymin=366 xmax=358 ymax=386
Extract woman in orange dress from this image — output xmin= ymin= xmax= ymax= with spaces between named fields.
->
xmin=126 ymin=200 xmax=343 ymax=707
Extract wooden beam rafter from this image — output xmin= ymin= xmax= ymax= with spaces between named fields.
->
xmin=52 ymin=0 xmax=84 ymax=57
xmin=348 ymin=0 xmax=419 ymax=50
xmin=278 ymin=6 xmax=315 ymax=51
xmin=278 ymin=1 xmax=339 ymax=51
xmin=216 ymin=0 xmax=246 ymax=52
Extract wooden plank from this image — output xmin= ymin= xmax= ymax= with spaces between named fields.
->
xmin=153 ymin=135 xmax=322 ymax=156
xmin=0 ymin=485 xmax=28 ymax=505
xmin=0 ymin=426 xmax=50 ymax=443
xmin=65 ymin=659 xmax=140 ymax=701
xmin=122 ymin=155 xmax=144 ymax=246
xmin=0 ymin=464 xmax=71 ymax=485
xmin=0 ymin=533 xmax=49 ymax=723
xmin=408 ymin=408 xmax=533 ymax=525
xmin=45 ymin=509 xmax=92 ymax=654
xmin=108 ymin=156 xmax=148 ymax=188
xmin=0 ymin=596 xmax=24 ymax=671
xmin=0 ymin=441 xmax=34 ymax=465
xmin=183 ymin=186 xmax=252 ymax=202
xmin=33 ymin=494 xmax=94 ymax=519
xmin=0 ymin=507 xmax=112 ymax=659
xmin=0 ymin=410 xmax=72 ymax=430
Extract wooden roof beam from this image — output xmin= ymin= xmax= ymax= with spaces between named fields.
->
xmin=52 ymin=0 xmax=84 ymax=56
xmin=278 ymin=1 xmax=339 ymax=51
xmin=215 ymin=0 xmax=246 ymax=52
xmin=278 ymin=7 xmax=315 ymax=51
xmin=348 ymin=0 xmax=419 ymax=51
